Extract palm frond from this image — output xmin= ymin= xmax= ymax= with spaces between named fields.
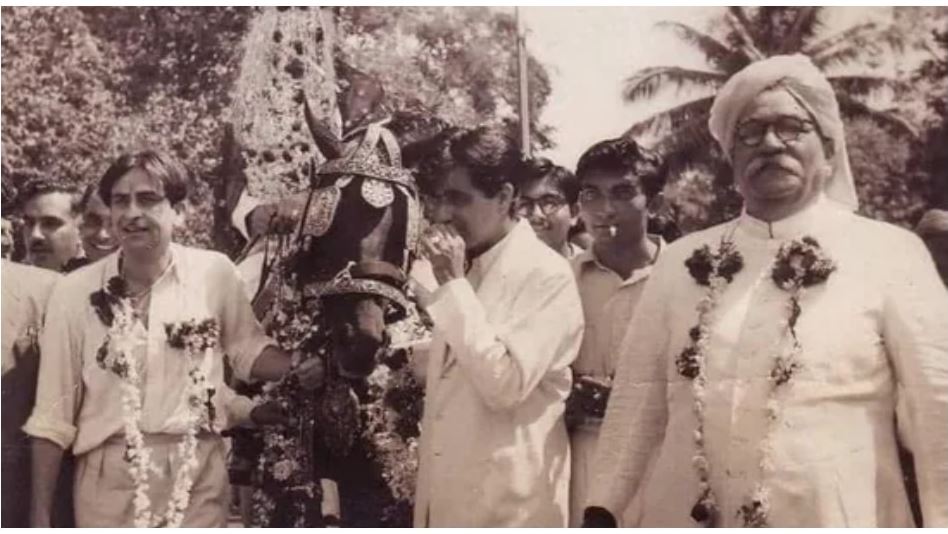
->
xmin=827 ymin=74 xmax=898 ymax=97
xmin=655 ymin=21 xmax=747 ymax=70
xmin=810 ymin=23 xmax=907 ymax=70
xmin=642 ymin=114 xmax=720 ymax=176
xmin=811 ymin=45 xmax=864 ymax=71
xmin=625 ymin=96 xmax=714 ymax=139
xmin=622 ymin=67 xmax=725 ymax=103
xmin=780 ymin=7 xmax=822 ymax=54
xmin=724 ymin=8 xmax=766 ymax=61
xmin=804 ymin=22 xmax=878 ymax=57
xmin=836 ymin=94 xmax=918 ymax=139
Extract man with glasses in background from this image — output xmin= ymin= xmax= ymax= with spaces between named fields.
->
xmin=517 ymin=158 xmax=583 ymax=259
xmin=564 ymin=137 xmax=667 ymax=526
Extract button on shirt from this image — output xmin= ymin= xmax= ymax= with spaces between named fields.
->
xmin=24 ymin=244 xmax=273 ymax=455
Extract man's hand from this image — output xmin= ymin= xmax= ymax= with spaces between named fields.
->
xmin=250 ymin=401 xmax=289 ymax=427
xmin=421 ymin=224 xmax=466 ymax=285
xmin=296 ymin=356 xmax=326 ymax=391
xmin=246 ymin=196 xmax=307 ymax=238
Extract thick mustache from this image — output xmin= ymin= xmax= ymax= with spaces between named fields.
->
xmin=748 ymin=156 xmax=797 ymax=176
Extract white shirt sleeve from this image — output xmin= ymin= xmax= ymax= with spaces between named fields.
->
xmin=22 ymin=278 xmax=84 ymax=449
xmin=427 ymin=270 xmax=583 ymax=412
xmin=211 ymin=254 xmax=276 ymax=382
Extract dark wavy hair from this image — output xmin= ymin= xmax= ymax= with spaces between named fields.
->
xmin=16 ymin=175 xmax=81 ymax=214
xmin=447 ymin=126 xmax=525 ymax=198
xmin=520 ymin=156 xmax=579 ymax=205
xmin=575 ymin=137 xmax=667 ymax=200
xmin=98 ymin=150 xmax=190 ymax=207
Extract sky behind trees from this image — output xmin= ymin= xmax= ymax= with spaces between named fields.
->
xmin=522 ymin=6 xmax=903 ymax=167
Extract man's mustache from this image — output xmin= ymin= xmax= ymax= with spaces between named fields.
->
xmin=747 ymin=155 xmax=799 ymax=176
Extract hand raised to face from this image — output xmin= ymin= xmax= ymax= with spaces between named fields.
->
xmin=421 ymin=224 xmax=467 ymax=286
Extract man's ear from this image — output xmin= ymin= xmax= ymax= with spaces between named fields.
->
xmin=498 ymin=182 xmax=516 ymax=214
xmin=171 ymin=201 xmax=188 ymax=228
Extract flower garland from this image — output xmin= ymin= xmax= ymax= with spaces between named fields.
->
xmin=249 ymin=294 xmax=324 ymax=528
xmin=679 ymin=234 xmax=835 ymax=527
xmin=244 ymin=280 xmax=429 ymax=528
xmin=90 ymin=277 xmax=220 ymax=528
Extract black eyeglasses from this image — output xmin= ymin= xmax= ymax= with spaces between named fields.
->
xmin=735 ymin=115 xmax=816 ymax=147
xmin=516 ymin=194 xmax=567 ymax=217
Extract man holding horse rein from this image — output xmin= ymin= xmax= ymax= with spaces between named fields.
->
xmin=414 ymin=125 xmax=584 ymax=527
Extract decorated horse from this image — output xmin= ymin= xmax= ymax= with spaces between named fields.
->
xmin=226 ymin=73 xmax=448 ymax=527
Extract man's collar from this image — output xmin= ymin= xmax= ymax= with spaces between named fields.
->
xmin=738 ymin=195 xmax=829 ymax=240
xmin=577 ymin=234 xmax=664 ymax=269
xmin=468 ymin=219 xmax=528 ymax=277
xmin=104 ymin=243 xmax=184 ymax=285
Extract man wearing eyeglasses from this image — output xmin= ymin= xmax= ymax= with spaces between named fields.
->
xmin=564 ymin=137 xmax=666 ymax=527
xmin=584 ymin=55 xmax=948 ymax=528
xmin=517 ymin=158 xmax=583 ymax=259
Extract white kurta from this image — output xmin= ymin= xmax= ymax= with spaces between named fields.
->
xmin=589 ymin=199 xmax=948 ymax=527
xmin=414 ymin=220 xmax=584 ymax=527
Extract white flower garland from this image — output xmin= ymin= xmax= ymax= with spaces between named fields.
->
xmin=683 ymin=235 xmax=835 ymax=527
xmin=95 ymin=287 xmax=218 ymax=528
xmin=685 ymin=246 xmax=732 ymax=526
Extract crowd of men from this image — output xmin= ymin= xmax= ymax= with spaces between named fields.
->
xmin=2 ymin=54 xmax=947 ymax=528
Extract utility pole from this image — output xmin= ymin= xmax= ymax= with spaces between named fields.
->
xmin=515 ymin=6 xmax=531 ymax=158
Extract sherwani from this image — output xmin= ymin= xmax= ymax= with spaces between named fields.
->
xmin=414 ymin=220 xmax=584 ymax=527
xmin=589 ymin=198 xmax=948 ymax=527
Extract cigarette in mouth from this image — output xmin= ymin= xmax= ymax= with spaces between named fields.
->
xmin=608 ymin=225 xmax=617 ymax=237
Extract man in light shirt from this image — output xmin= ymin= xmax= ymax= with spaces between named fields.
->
xmin=413 ymin=126 xmax=583 ymax=527
xmin=25 ymin=150 xmax=323 ymax=527
xmin=566 ymin=137 xmax=666 ymax=526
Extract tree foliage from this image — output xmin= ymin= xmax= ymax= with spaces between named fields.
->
xmin=1 ymin=7 xmax=553 ymax=250
xmin=337 ymin=7 xmax=552 ymax=149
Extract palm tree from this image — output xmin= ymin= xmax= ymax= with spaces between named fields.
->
xmin=624 ymin=7 xmax=914 ymax=175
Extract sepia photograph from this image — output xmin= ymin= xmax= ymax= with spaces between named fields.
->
xmin=1 ymin=5 xmax=946 ymax=528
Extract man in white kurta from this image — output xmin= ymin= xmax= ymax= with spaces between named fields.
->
xmin=586 ymin=55 xmax=948 ymax=527
xmin=414 ymin=219 xmax=583 ymax=526
xmin=413 ymin=127 xmax=583 ymax=526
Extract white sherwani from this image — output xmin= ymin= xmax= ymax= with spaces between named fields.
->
xmin=414 ymin=220 xmax=584 ymax=527
xmin=590 ymin=199 xmax=948 ymax=527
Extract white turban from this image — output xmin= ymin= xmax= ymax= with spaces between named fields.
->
xmin=708 ymin=54 xmax=858 ymax=211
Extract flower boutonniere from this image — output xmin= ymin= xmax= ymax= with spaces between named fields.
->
xmin=90 ymin=276 xmax=129 ymax=327
xmin=771 ymin=236 xmax=836 ymax=292
xmin=684 ymin=239 xmax=744 ymax=286
xmin=165 ymin=318 xmax=220 ymax=353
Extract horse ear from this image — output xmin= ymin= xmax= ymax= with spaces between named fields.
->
xmin=304 ymin=95 xmax=343 ymax=160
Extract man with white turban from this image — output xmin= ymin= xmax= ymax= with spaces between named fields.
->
xmin=583 ymin=55 xmax=948 ymax=527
